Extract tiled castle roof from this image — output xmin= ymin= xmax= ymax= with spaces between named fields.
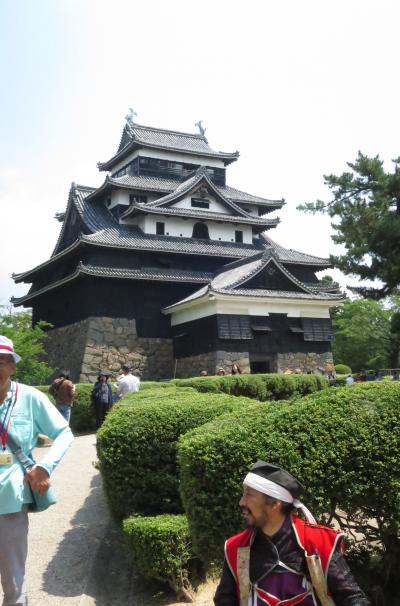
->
xmin=98 ymin=122 xmax=239 ymax=170
xmin=12 ymin=263 xmax=214 ymax=305
xmin=13 ymin=184 xmax=330 ymax=283
xmin=163 ymin=252 xmax=344 ymax=312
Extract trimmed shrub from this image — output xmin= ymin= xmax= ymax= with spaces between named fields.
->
xmin=178 ymin=382 xmax=400 ymax=598
xmin=36 ymin=384 xmax=96 ymax=432
xmin=172 ymin=373 xmax=328 ymax=401
xmin=97 ymin=389 xmax=254 ymax=520
xmin=335 ymin=363 xmax=352 ymax=374
xmin=122 ymin=514 xmax=193 ymax=600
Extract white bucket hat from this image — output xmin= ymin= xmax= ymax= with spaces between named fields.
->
xmin=0 ymin=336 xmax=22 ymax=363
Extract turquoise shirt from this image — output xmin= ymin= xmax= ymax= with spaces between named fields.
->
xmin=0 ymin=381 xmax=74 ymax=515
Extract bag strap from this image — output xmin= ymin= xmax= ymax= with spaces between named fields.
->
xmin=6 ymin=432 xmax=35 ymax=474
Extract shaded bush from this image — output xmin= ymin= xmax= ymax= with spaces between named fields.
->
xmin=335 ymin=363 xmax=352 ymax=374
xmin=122 ymin=514 xmax=193 ymax=600
xmin=37 ymin=384 xmax=96 ymax=432
xmin=173 ymin=373 xmax=328 ymax=401
xmin=178 ymin=382 xmax=400 ymax=602
xmin=97 ymin=388 xmax=254 ymax=520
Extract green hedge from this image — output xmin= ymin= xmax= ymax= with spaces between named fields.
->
xmin=178 ymin=382 xmax=400 ymax=594
xmin=122 ymin=514 xmax=193 ymax=600
xmin=172 ymin=373 xmax=328 ymax=401
xmin=335 ymin=363 xmax=352 ymax=374
xmin=97 ymin=388 xmax=254 ymax=520
xmin=37 ymin=384 xmax=96 ymax=432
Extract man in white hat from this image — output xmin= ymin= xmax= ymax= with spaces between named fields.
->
xmin=214 ymin=461 xmax=369 ymax=606
xmin=0 ymin=335 xmax=74 ymax=605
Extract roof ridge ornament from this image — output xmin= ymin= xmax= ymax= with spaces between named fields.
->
xmin=195 ymin=120 xmax=208 ymax=142
xmin=125 ymin=108 xmax=137 ymax=126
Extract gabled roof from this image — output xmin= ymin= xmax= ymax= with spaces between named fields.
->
xmin=145 ymin=168 xmax=237 ymax=209
xmin=86 ymin=173 xmax=283 ymax=211
xmin=163 ymin=252 xmax=344 ymax=313
xmin=261 ymin=234 xmax=331 ymax=267
xmin=13 ymin=183 xmax=330 ymax=284
xmin=98 ymin=122 xmax=239 ymax=171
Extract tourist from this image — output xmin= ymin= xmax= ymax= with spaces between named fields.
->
xmin=0 ymin=335 xmax=73 ymax=606
xmin=91 ymin=371 xmax=113 ymax=429
xmin=49 ymin=370 xmax=75 ymax=424
xmin=216 ymin=368 xmax=226 ymax=376
xmin=214 ymin=461 xmax=370 ymax=605
xmin=116 ymin=363 xmax=140 ymax=398
xmin=346 ymin=373 xmax=354 ymax=385
xmin=231 ymin=363 xmax=242 ymax=375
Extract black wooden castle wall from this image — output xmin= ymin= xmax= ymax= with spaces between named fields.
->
xmin=32 ymin=277 xmax=197 ymax=336
xmin=172 ymin=314 xmax=332 ymax=358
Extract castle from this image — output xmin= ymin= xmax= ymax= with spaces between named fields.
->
xmin=13 ymin=115 xmax=343 ymax=380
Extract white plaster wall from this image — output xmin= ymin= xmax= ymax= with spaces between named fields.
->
xmin=108 ymin=189 xmax=131 ymax=209
xmin=168 ymin=297 xmax=334 ymax=326
xmin=110 ymin=148 xmax=226 ymax=174
xmin=131 ymin=214 xmax=253 ymax=243
xmin=110 ymin=190 xmax=161 ymax=214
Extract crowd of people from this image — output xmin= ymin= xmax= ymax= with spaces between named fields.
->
xmin=50 ymin=362 xmax=141 ymax=430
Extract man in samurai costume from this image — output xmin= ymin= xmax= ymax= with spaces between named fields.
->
xmin=214 ymin=461 xmax=369 ymax=606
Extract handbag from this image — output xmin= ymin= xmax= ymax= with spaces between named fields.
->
xmin=6 ymin=432 xmax=57 ymax=512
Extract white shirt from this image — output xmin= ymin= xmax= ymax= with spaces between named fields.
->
xmin=117 ymin=373 xmax=140 ymax=396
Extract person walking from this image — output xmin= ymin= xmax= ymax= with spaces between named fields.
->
xmin=49 ymin=370 xmax=75 ymax=424
xmin=92 ymin=371 xmax=113 ymax=429
xmin=0 ymin=335 xmax=73 ymax=606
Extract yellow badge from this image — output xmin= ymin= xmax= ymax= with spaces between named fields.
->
xmin=0 ymin=452 xmax=13 ymax=465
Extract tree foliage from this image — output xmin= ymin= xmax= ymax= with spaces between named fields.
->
xmin=0 ymin=309 xmax=53 ymax=385
xmin=298 ymin=152 xmax=400 ymax=298
xmin=331 ymin=299 xmax=391 ymax=371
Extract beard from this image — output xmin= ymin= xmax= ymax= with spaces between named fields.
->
xmin=240 ymin=506 xmax=256 ymax=528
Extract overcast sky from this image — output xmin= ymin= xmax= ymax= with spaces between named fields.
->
xmin=1 ymin=0 xmax=400 ymax=308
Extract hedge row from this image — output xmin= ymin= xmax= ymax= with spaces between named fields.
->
xmin=172 ymin=373 xmax=328 ymax=401
xmin=122 ymin=514 xmax=193 ymax=601
xmin=37 ymin=384 xmax=96 ymax=433
xmin=178 ymin=382 xmax=400 ymax=592
xmin=97 ymin=387 xmax=255 ymax=520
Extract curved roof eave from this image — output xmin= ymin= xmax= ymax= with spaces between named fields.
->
xmin=12 ymin=238 xmax=83 ymax=283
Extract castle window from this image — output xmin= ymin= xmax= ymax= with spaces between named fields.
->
xmin=235 ymin=230 xmax=243 ymax=243
xmin=192 ymin=222 xmax=210 ymax=239
xmin=301 ymin=318 xmax=333 ymax=341
xmin=191 ymin=198 xmax=210 ymax=209
xmin=156 ymin=222 xmax=165 ymax=235
xmin=218 ymin=315 xmax=252 ymax=340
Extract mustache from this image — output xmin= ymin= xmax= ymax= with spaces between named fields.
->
xmin=240 ymin=506 xmax=251 ymax=515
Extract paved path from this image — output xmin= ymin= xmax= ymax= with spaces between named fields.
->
xmin=26 ymin=434 xmax=134 ymax=605
xmin=1 ymin=433 xmax=216 ymax=605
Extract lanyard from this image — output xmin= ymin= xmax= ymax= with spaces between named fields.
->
xmin=0 ymin=382 xmax=18 ymax=451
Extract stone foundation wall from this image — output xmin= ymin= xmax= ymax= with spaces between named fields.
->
xmin=277 ymin=351 xmax=333 ymax=374
xmin=45 ymin=317 xmax=173 ymax=383
xmin=175 ymin=350 xmax=250 ymax=378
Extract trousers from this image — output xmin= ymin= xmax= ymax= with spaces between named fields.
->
xmin=0 ymin=509 xmax=29 ymax=606
xmin=55 ymin=403 xmax=71 ymax=424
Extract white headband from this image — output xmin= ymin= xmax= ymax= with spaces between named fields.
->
xmin=243 ymin=472 xmax=316 ymax=524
